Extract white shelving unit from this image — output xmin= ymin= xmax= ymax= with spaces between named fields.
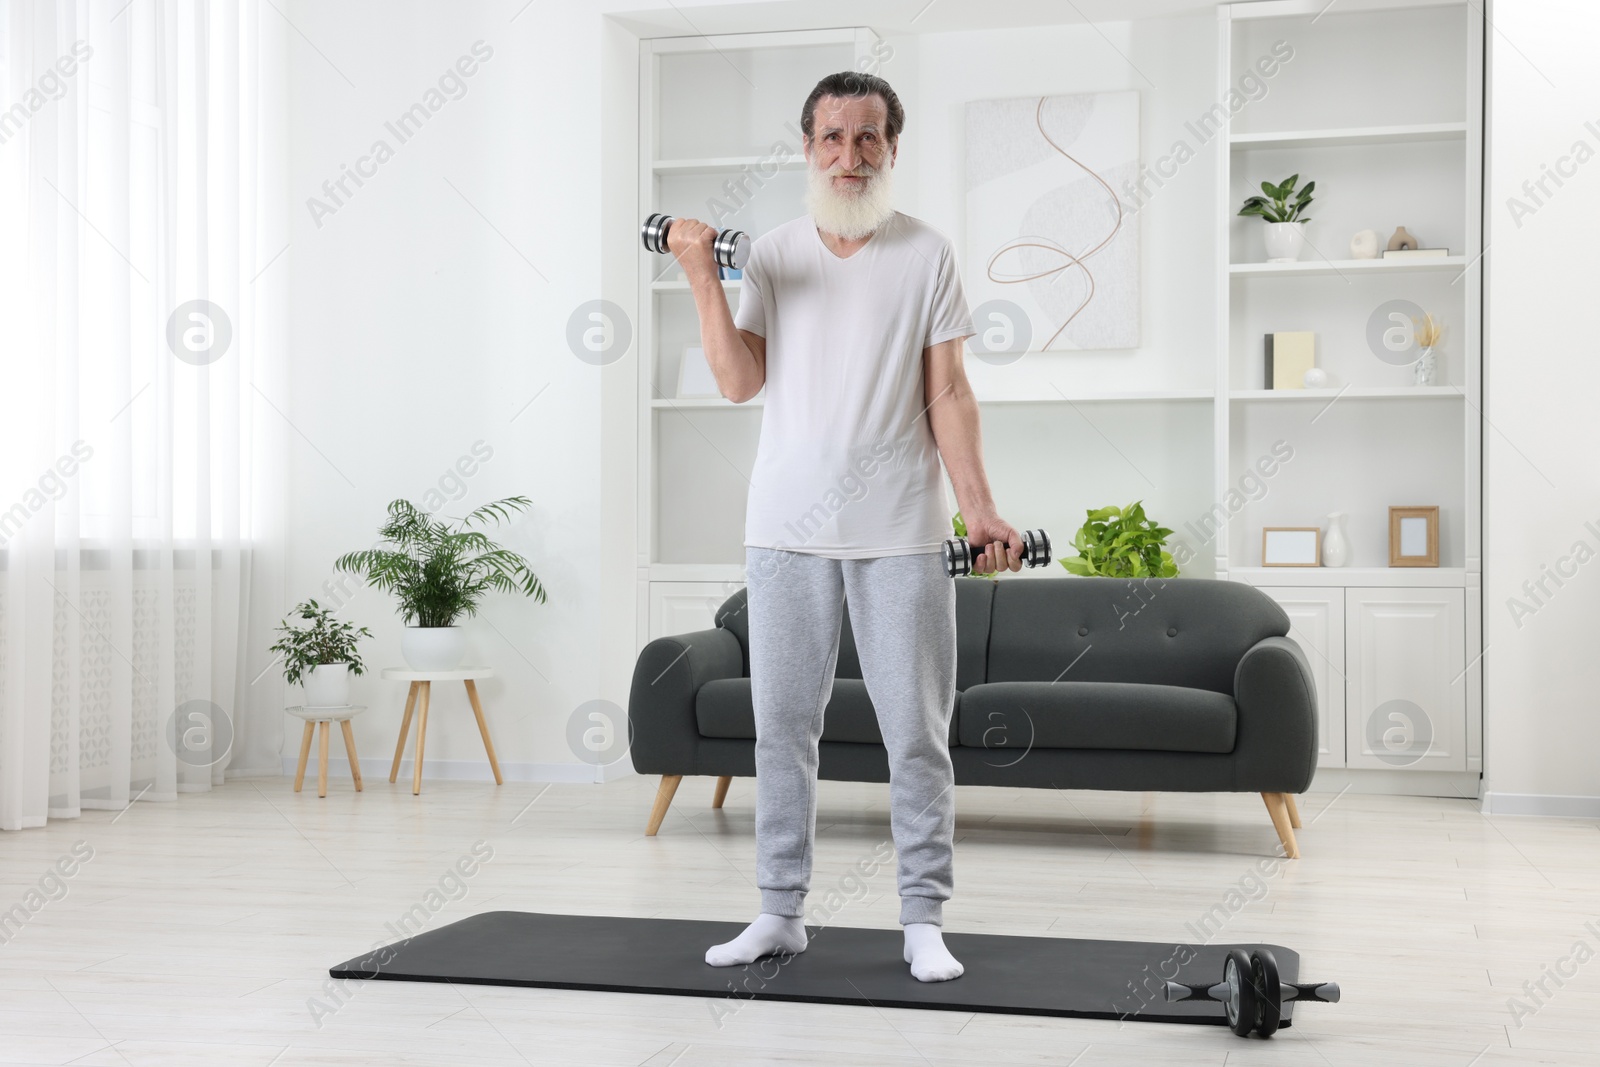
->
xmin=1216 ymin=0 xmax=1484 ymax=790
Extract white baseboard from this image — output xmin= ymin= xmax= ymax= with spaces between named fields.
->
xmin=1307 ymin=767 xmax=1482 ymax=799
xmin=1481 ymin=791 xmax=1600 ymax=818
xmin=275 ymin=755 xmax=640 ymax=785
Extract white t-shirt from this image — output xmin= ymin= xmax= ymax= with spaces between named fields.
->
xmin=733 ymin=210 xmax=976 ymax=560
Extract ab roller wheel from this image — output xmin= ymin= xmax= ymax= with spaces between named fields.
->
xmin=641 ymin=213 xmax=751 ymax=271
xmin=1164 ymin=948 xmax=1339 ymax=1039
xmin=941 ymin=528 xmax=1051 ymax=578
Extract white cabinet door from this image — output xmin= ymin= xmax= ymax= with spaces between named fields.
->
xmin=648 ymin=581 xmax=744 ymax=643
xmin=1345 ymin=586 xmax=1466 ymax=771
xmin=1256 ymin=587 xmax=1346 ymax=768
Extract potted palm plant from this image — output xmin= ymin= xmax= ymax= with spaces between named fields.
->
xmin=1238 ymin=173 xmax=1315 ymax=263
xmin=268 ymin=599 xmax=372 ymax=707
xmin=334 ymin=496 xmax=546 ymax=670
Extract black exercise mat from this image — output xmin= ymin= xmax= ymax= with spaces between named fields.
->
xmin=328 ymin=910 xmax=1298 ymax=1027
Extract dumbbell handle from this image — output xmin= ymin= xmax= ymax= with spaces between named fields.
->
xmin=1164 ymin=980 xmax=1341 ymax=1005
xmin=942 ymin=528 xmax=1052 ymax=578
xmin=642 ymin=213 xmax=750 ymax=271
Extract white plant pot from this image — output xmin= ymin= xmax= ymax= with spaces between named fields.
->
xmin=402 ymin=626 xmax=466 ymax=671
xmin=303 ymin=663 xmax=351 ymax=707
xmin=1263 ymin=221 xmax=1307 ymax=263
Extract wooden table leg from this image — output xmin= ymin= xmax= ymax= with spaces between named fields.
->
xmin=463 ymin=679 xmax=503 ymax=786
xmin=390 ymin=682 xmax=419 ymax=783
xmin=412 ymin=681 xmax=431 ymax=796
xmin=317 ymin=720 xmax=330 ymax=798
xmin=341 ymin=719 xmax=363 ymax=792
xmin=293 ymin=721 xmax=315 ymax=793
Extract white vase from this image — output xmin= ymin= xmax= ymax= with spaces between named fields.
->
xmin=1322 ymin=512 xmax=1350 ymax=568
xmin=303 ymin=663 xmax=351 ymax=707
xmin=402 ymin=626 xmax=466 ymax=670
xmin=1263 ymin=221 xmax=1307 ymax=263
xmin=1412 ymin=346 xmax=1437 ymax=385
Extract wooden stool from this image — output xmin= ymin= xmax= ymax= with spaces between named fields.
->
xmin=287 ymin=705 xmax=366 ymax=798
xmin=380 ymin=667 xmax=502 ymax=795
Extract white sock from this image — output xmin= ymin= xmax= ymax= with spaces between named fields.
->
xmin=705 ymin=912 xmax=808 ymax=967
xmin=903 ymin=922 xmax=964 ymax=982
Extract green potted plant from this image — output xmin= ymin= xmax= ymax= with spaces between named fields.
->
xmin=1238 ymin=172 xmax=1315 ymax=263
xmin=268 ymin=599 xmax=372 ymax=707
xmin=1059 ymin=500 xmax=1180 ymax=578
xmin=334 ymin=496 xmax=547 ymax=670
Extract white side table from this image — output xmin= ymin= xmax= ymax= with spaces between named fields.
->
xmin=379 ymin=667 xmax=502 ymax=795
xmin=286 ymin=705 xmax=366 ymax=798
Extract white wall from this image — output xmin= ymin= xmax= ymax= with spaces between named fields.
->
xmin=281 ymin=1 xmax=637 ymax=781
xmin=1481 ymin=0 xmax=1600 ymax=812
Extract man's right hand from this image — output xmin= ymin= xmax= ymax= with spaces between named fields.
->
xmin=665 ymin=217 xmax=719 ymax=284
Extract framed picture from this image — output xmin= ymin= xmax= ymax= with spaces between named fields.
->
xmin=1262 ymin=527 xmax=1321 ymax=567
xmin=1389 ymin=505 xmax=1440 ymax=567
xmin=676 ymin=344 xmax=720 ymax=399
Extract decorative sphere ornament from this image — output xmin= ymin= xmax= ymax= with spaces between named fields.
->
xmin=1303 ymin=367 xmax=1329 ymax=388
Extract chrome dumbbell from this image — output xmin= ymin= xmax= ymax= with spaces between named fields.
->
xmin=641 ymin=213 xmax=751 ymax=271
xmin=941 ymin=529 xmax=1052 ymax=578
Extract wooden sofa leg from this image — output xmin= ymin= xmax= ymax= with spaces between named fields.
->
xmin=712 ymin=775 xmax=732 ymax=809
xmin=1261 ymin=792 xmax=1301 ymax=859
xmin=1285 ymin=793 xmax=1302 ymax=829
xmin=646 ymin=774 xmax=683 ymax=836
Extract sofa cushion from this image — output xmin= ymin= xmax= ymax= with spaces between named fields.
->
xmin=957 ymin=681 xmax=1237 ymax=754
xmin=695 ymin=678 xmax=961 ymax=746
xmin=986 ymin=578 xmax=1290 ymax=695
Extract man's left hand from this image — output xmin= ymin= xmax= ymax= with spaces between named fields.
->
xmin=962 ymin=513 xmax=1024 ymax=574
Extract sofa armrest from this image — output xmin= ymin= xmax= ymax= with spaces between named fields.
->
xmin=1231 ymin=635 xmax=1318 ymax=793
xmin=628 ymin=626 xmax=745 ymax=775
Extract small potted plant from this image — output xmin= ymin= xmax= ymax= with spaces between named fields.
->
xmin=269 ymin=599 xmax=372 ymax=707
xmin=1239 ymin=173 xmax=1315 ymax=263
xmin=1059 ymin=500 xmax=1180 ymax=578
xmin=334 ymin=496 xmax=547 ymax=671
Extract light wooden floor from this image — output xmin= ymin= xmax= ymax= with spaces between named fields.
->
xmin=1 ymin=775 xmax=1596 ymax=1066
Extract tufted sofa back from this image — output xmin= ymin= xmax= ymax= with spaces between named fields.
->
xmin=713 ymin=575 xmax=1288 ymax=696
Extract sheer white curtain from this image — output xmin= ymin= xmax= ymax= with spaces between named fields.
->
xmin=0 ymin=0 xmax=288 ymax=831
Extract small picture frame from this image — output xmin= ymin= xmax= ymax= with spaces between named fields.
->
xmin=1262 ymin=526 xmax=1321 ymax=567
xmin=676 ymin=344 xmax=721 ymax=399
xmin=1389 ymin=505 xmax=1440 ymax=567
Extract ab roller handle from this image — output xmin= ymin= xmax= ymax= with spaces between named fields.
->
xmin=1164 ymin=949 xmax=1339 ymax=1038
xmin=642 ymin=213 xmax=751 ymax=271
xmin=942 ymin=529 xmax=1051 ymax=578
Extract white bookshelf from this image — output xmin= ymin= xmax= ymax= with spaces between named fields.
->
xmin=1215 ymin=0 xmax=1484 ymax=783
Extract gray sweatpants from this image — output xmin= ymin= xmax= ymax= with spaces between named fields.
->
xmin=745 ymin=546 xmax=958 ymax=927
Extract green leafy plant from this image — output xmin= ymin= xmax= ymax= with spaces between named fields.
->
xmin=1238 ymin=173 xmax=1315 ymax=223
xmin=334 ymin=496 xmax=547 ymax=627
xmin=268 ymin=599 xmax=372 ymax=685
xmin=1059 ymin=500 xmax=1180 ymax=578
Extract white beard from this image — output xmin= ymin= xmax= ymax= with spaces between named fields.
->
xmin=803 ymin=156 xmax=896 ymax=241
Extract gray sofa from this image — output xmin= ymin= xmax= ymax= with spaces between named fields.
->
xmin=628 ymin=575 xmax=1318 ymax=857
